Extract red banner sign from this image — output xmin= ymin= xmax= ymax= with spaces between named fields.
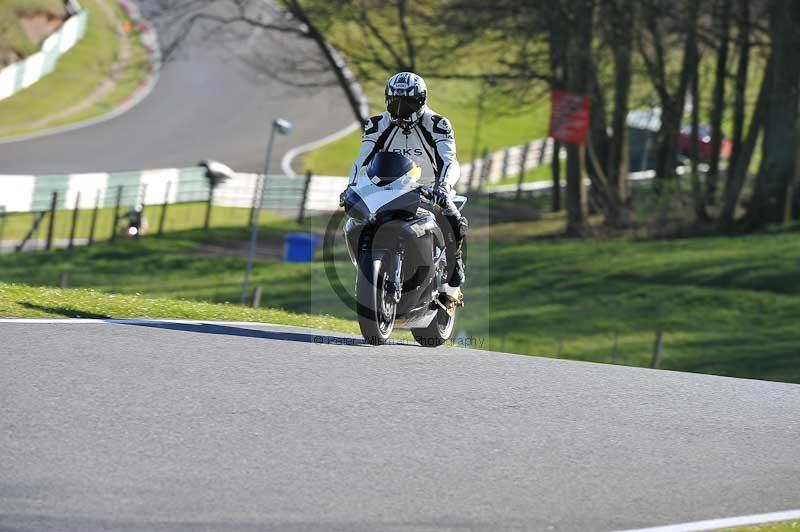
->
xmin=549 ymin=90 xmax=592 ymax=145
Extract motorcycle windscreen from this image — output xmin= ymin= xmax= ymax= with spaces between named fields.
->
xmin=366 ymin=152 xmax=419 ymax=186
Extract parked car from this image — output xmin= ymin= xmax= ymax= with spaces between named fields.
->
xmin=679 ymin=124 xmax=733 ymax=162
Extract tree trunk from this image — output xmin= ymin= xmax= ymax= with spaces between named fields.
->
xmin=284 ymin=1 xmax=368 ymax=124
xmin=746 ymin=0 xmax=800 ymax=227
xmin=689 ymin=58 xmax=708 ymax=221
xmin=588 ymin=67 xmax=611 ymax=217
xmin=726 ymin=0 xmax=750 ymax=192
xmin=552 ymin=141 xmax=562 ymax=212
xmin=654 ymin=0 xmax=697 ymax=187
xmin=548 ymin=22 xmax=566 ymax=214
xmin=719 ymin=60 xmax=770 ymax=227
xmin=564 ymin=0 xmax=594 ymax=235
xmin=706 ymin=0 xmax=732 ymax=205
xmin=605 ymin=0 xmax=634 ymax=227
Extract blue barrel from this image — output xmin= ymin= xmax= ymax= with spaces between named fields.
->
xmin=284 ymin=232 xmax=319 ymax=263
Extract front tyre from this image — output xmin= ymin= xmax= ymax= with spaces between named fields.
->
xmin=412 ymin=304 xmax=455 ymax=348
xmin=356 ymin=251 xmax=395 ymax=345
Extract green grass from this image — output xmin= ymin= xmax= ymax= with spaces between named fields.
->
xmin=489 ymin=161 xmax=561 ymax=188
xmin=0 ymin=202 xmax=274 ymax=243
xmin=1 ymin=206 xmax=799 ymax=383
xmin=0 ymin=0 xmax=150 ymax=138
xmin=0 ymin=282 xmax=359 ymax=333
xmin=729 ymin=521 xmax=800 ymax=531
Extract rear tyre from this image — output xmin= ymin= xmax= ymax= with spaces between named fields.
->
xmin=356 ymin=252 xmax=395 ymax=345
xmin=412 ymin=303 xmax=455 ymax=348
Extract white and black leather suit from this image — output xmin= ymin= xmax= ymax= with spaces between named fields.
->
xmin=348 ymin=107 xmax=468 ymax=287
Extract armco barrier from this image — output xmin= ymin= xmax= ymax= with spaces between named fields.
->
xmin=0 ymin=10 xmax=89 ymax=101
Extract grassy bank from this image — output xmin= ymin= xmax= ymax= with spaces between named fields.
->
xmin=731 ymin=521 xmax=800 ymax=531
xmin=1 ymin=206 xmax=799 ymax=383
xmin=0 ymin=282 xmax=358 ymax=334
xmin=0 ymin=0 xmax=150 ymax=138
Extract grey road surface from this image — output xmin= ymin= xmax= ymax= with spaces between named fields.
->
xmin=0 ymin=2 xmax=354 ymax=175
xmin=2 ymin=320 xmax=799 ymax=532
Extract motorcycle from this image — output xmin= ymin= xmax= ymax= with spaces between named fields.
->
xmin=340 ymin=152 xmax=466 ymax=346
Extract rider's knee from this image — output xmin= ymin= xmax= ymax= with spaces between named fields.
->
xmin=456 ymin=216 xmax=468 ymax=242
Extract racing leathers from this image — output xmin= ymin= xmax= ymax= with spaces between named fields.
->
xmin=348 ymin=107 xmax=468 ymax=290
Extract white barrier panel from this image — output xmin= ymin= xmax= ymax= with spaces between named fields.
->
xmin=59 ymin=15 xmax=81 ymax=53
xmin=0 ymin=176 xmax=37 ymax=212
xmin=140 ymin=169 xmax=179 ymax=205
xmin=21 ymin=52 xmax=45 ymax=89
xmin=0 ymin=64 xmax=16 ymax=100
xmin=214 ymin=173 xmax=259 ymax=209
xmin=66 ymin=173 xmax=109 ymax=208
xmin=307 ymin=175 xmax=347 ymax=211
xmin=42 ymin=32 xmax=60 ymax=53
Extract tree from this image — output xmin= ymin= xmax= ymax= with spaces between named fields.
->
xmin=563 ymin=0 xmax=594 ymax=234
xmin=746 ymin=0 xmax=800 ymax=227
xmin=705 ymin=0 xmax=732 ymax=206
xmin=637 ymin=0 xmax=699 ymax=187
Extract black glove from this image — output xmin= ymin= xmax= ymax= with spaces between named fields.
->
xmin=339 ymin=185 xmax=352 ymax=207
xmin=431 ymin=184 xmax=450 ymax=208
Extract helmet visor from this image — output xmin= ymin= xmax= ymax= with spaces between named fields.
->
xmin=386 ymin=95 xmax=423 ymax=120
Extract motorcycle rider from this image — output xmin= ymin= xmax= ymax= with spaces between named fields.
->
xmin=346 ymin=72 xmax=468 ymax=301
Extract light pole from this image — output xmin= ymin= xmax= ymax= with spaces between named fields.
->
xmin=240 ymin=118 xmax=293 ymax=304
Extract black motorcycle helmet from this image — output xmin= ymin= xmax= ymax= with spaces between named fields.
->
xmin=385 ymin=72 xmax=427 ymax=126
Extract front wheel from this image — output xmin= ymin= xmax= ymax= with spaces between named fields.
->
xmin=412 ymin=303 xmax=455 ymax=348
xmin=356 ymin=252 xmax=395 ymax=345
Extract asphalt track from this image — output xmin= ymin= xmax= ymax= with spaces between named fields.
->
xmin=2 ymin=319 xmax=799 ymax=532
xmin=0 ymin=2 xmax=353 ymax=175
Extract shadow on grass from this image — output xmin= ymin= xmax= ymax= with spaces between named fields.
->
xmin=19 ymin=302 xmax=112 ymax=319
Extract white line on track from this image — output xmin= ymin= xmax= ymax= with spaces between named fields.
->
xmin=280 ymin=120 xmax=361 ymax=177
xmin=612 ymin=509 xmax=800 ymax=532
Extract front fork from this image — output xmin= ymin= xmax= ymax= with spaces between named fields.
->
xmin=387 ymin=251 xmax=403 ymax=303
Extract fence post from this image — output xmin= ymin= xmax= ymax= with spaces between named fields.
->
xmin=297 ymin=171 xmax=313 ymax=224
xmin=539 ymin=137 xmax=550 ymax=166
xmin=58 ymin=271 xmax=69 ymax=288
xmin=68 ymin=192 xmax=80 ymax=250
xmin=16 ymin=211 xmax=47 ymax=252
xmin=111 ymin=185 xmax=123 ymax=242
xmin=249 ymin=174 xmax=262 ymax=226
xmin=478 ymin=148 xmax=491 ymax=193
xmin=501 ymin=148 xmax=511 ymax=180
xmin=204 ymin=183 xmax=214 ymax=230
xmin=251 ymin=286 xmax=262 ymax=308
xmin=0 ymin=207 xmax=6 ymax=250
xmin=88 ymin=189 xmax=100 ymax=245
xmin=467 ymin=160 xmax=478 ymax=192
xmin=516 ymin=142 xmax=532 ymax=200
xmin=46 ymin=191 xmax=58 ymax=251
xmin=651 ymin=329 xmax=664 ymax=369
xmin=139 ymin=184 xmax=147 ymax=229
xmin=158 ymin=181 xmax=171 ymax=235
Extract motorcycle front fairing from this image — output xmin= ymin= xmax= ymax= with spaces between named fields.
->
xmin=343 ymin=171 xmax=445 ymax=324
